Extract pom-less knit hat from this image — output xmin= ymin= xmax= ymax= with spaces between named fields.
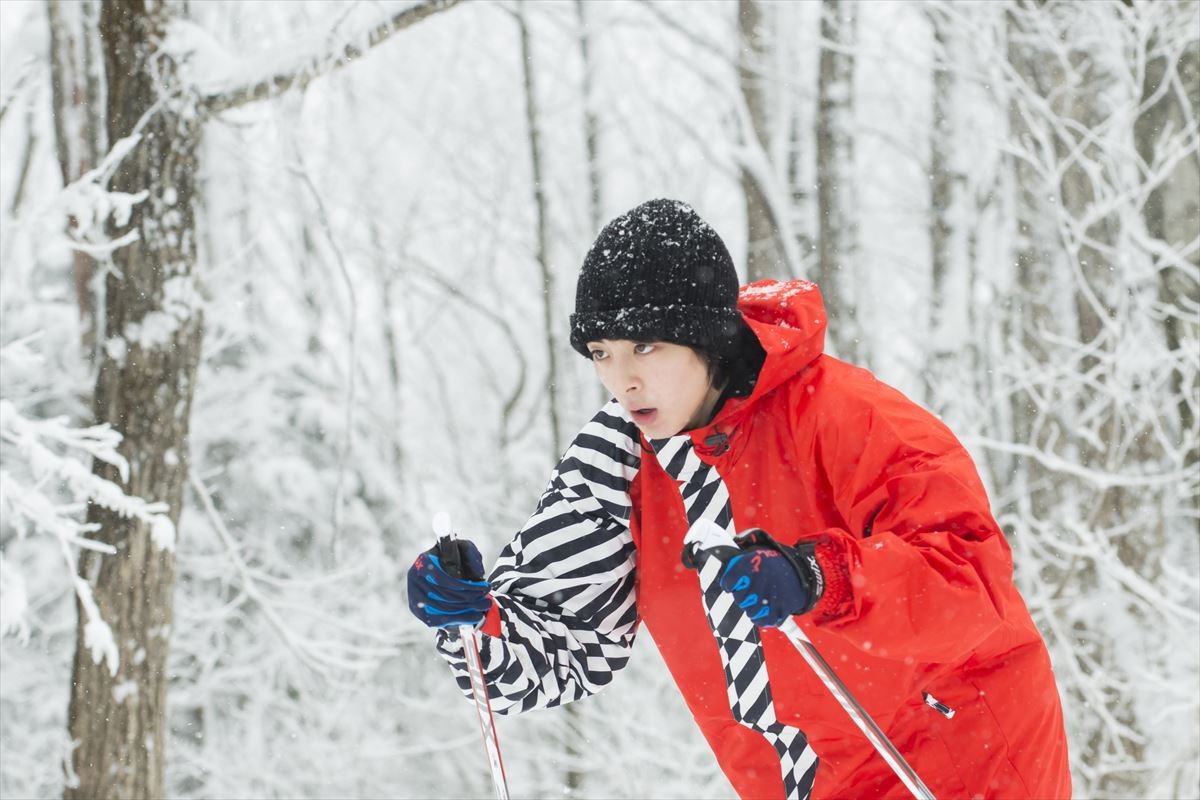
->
xmin=569 ymin=199 xmax=742 ymax=357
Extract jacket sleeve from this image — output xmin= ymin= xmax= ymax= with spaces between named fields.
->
xmin=802 ymin=373 xmax=1018 ymax=665
xmin=434 ymin=400 xmax=643 ymax=714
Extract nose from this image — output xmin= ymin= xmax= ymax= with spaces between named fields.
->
xmin=617 ymin=362 xmax=642 ymax=396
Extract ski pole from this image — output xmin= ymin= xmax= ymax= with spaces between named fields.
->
xmin=432 ymin=513 xmax=510 ymax=800
xmin=456 ymin=619 xmax=509 ymax=800
xmin=776 ymin=618 xmax=934 ymax=800
xmin=683 ymin=521 xmax=935 ymax=800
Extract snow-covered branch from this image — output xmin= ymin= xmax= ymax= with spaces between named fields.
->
xmin=0 ymin=338 xmax=174 ymax=675
xmin=197 ymin=0 xmax=463 ymax=115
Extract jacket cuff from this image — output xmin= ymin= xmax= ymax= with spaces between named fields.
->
xmin=809 ymin=536 xmax=852 ymax=623
xmin=479 ymin=597 xmax=502 ymax=637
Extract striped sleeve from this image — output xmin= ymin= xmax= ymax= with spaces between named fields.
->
xmin=434 ymin=400 xmax=643 ymax=714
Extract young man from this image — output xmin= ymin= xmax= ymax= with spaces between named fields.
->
xmin=408 ymin=199 xmax=1071 ymax=798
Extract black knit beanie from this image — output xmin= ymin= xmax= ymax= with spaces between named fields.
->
xmin=569 ymin=199 xmax=742 ymax=357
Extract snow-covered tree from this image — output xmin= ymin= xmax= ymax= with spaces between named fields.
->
xmin=1 ymin=2 xmax=1195 ymax=798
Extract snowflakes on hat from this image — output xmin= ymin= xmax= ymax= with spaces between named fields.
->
xmin=571 ymin=304 xmax=741 ymax=344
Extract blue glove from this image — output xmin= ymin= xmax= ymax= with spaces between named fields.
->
xmin=407 ymin=538 xmax=492 ymax=628
xmin=716 ymin=529 xmax=824 ymax=628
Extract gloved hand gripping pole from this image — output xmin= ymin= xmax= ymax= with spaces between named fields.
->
xmin=682 ymin=521 xmax=935 ymax=800
xmin=432 ymin=513 xmax=510 ymax=800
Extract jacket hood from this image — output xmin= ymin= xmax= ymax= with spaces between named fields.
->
xmin=710 ymin=279 xmax=827 ymax=427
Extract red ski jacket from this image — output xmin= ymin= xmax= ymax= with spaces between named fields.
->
xmin=437 ymin=280 xmax=1071 ymax=799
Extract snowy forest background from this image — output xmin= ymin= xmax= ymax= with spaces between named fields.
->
xmin=0 ymin=0 xmax=1196 ymax=798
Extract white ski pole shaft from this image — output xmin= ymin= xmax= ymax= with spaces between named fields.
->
xmin=457 ymin=624 xmax=510 ymax=800
xmin=431 ymin=512 xmax=509 ymax=800
xmin=778 ymin=619 xmax=935 ymax=800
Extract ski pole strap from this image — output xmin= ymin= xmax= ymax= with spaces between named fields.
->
xmin=681 ymin=539 xmax=739 ymax=571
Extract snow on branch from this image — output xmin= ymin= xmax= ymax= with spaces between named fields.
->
xmin=51 ymin=133 xmax=149 ymax=255
xmin=192 ymin=0 xmax=462 ymax=116
xmin=0 ymin=337 xmax=174 ymax=670
xmin=962 ymin=438 xmax=1196 ymax=491
xmin=0 ymin=401 xmax=173 ymax=536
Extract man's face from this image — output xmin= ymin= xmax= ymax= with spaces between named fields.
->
xmin=586 ymin=340 xmax=721 ymax=438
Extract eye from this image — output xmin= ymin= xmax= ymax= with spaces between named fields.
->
xmin=634 ymin=343 xmax=656 ymax=355
xmin=588 ymin=349 xmax=608 ymax=361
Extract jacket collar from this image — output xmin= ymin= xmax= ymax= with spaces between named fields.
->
xmin=642 ymin=279 xmax=827 ymax=466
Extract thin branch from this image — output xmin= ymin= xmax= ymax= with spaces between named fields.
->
xmin=0 ymin=56 xmax=37 ymax=125
xmin=962 ymin=436 xmax=1196 ymax=491
xmin=188 ymin=472 xmax=399 ymax=675
xmin=289 ymin=151 xmax=358 ymax=564
xmin=404 ymin=253 xmax=529 ymax=426
xmin=203 ymin=0 xmax=463 ymax=115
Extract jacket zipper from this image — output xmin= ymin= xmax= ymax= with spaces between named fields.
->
xmin=701 ymin=431 xmax=730 ymax=456
xmin=922 ymin=692 xmax=956 ymax=719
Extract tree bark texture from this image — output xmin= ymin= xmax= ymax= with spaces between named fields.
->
xmin=576 ymin=0 xmax=603 ymax=237
xmin=739 ymin=0 xmax=785 ymax=282
xmin=47 ymin=0 xmax=106 ymax=356
xmin=1003 ymin=5 xmax=1072 ymax=462
xmin=923 ymin=7 xmax=956 ymax=409
xmin=576 ymin=0 xmax=615 ymax=410
xmin=65 ymin=1 xmax=203 ymax=797
xmin=927 ymin=10 xmax=953 ymax=341
xmin=815 ymin=0 xmax=863 ymax=365
xmin=1135 ymin=19 xmax=1200 ymax=469
xmin=517 ymin=1 xmax=563 ymax=462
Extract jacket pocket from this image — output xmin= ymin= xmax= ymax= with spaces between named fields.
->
xmin=924 ymin=681 xmax=1032 ymax=799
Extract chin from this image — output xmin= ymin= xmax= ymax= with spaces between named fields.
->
xmin=639 ymin=422 xmax=681 ymax=439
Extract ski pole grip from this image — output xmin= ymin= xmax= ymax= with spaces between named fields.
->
xmin=435 ymin=535 xmax=467 ymax=580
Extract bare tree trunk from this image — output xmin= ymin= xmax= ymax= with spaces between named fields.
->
xmin=372 ymin=219 xmax=406 ymax=472
xmin=6 ymin=104 xmax=38 ymax=217
xmin=786 ymin=103 xmax=815 ymax=276
xmin=777 ymin=0 xmax=816 ymax=279
xmin=517 ymin=1 xmax=563 ymax=461
xmin=577 ymin=0 xmax=603 ymax=237
xmin=739 ymin=0 xmax=785 ymax=282
xmin=1001 ymin=3 xmax=1081 ymax=588
xmin=65 ymin=2 xmax=203 ymax=797
xmin=922 ymin=5 xmax=967 ymax=411
xmin=47 ymin=0 xmax=106 ymax=357
xmin=1003 ymin=2 xmax=1066 ymax=453
xmin=575 ymin=0 xmax=613 ymax=411
xmin=815 ymin=0 xmax=863 ymax=364
xmin=519 ymin=3 xmax=579 ymax=789
xmin=1135 ymin=20 xmax=1200 ymax=470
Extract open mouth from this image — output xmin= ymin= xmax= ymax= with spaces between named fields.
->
xmin=632 ymin=408 xmax=658 ymax=425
